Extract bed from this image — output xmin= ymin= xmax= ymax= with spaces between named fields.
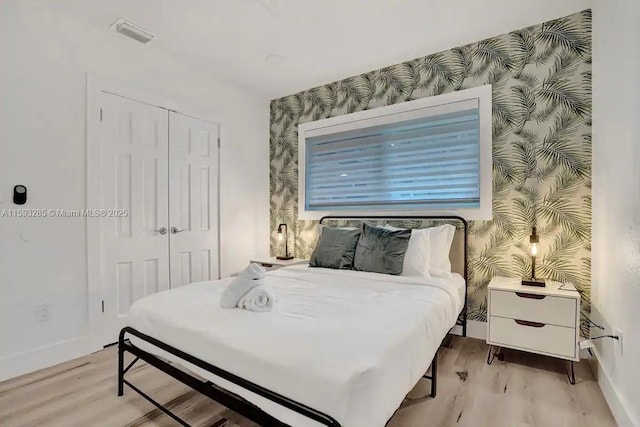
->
xmin=118 ymin=216 xmax=468 ymax=427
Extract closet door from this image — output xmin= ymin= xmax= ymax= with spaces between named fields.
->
xmin=169 ymin=112 xmax=220 ymax=286
xmin=98 ymin=92 xmax=170 ymax=343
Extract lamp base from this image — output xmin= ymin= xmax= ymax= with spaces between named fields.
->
xmin=276 ymin=255 xmax=294 ymax=261
xmin=522 ymin=278 xmax=546 ymax=287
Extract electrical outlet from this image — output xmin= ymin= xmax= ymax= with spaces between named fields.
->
xmin=35 ymin=304 xmax=50 ymax=322
xmin=615 ymin=328 xmax=623 ymax=354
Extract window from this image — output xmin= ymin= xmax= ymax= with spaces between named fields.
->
xmin=298 ymin=85 xmax=492 ymax=220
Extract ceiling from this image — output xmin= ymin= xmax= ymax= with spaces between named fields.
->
xmin=49 ymin=0 xmax=592 ymax=99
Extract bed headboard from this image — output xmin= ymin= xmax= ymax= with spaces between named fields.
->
xmin=319 ymin=215 xmax=469 ymax=336
xmin=318 ymin=215 xmax=468 ymax=279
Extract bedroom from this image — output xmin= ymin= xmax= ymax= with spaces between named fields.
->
xmin=0 ymin=0 xmax=637 ymax=426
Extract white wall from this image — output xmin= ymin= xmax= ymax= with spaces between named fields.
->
xmin=592 ymin=1 xmax=640 ymax=426
xmin=0 ymin=0 xmax=269 ymax=380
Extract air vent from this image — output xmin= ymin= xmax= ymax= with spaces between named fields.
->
xmin=110 ymin=18 xmax=154 ymax=44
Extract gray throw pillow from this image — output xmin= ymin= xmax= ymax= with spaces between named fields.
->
xmin=310 ymin=226 xmax=362 ymax=270
xmin=354 ymin=223 xmax=411 ymax=275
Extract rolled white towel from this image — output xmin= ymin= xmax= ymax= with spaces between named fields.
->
xmin=220 ymin=277 xmax=264 ymax=309
xmin=220 ymin=263 xmax=267 ymax=309
xmin=238 ymin=263 xmax=266 ymax=280
xmin=237 ymin=285 xmax=274 ymax=312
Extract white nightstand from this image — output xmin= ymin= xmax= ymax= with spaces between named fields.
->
xmin=486 ymin=276 xmax=581 ymax=384
xmin=249 ymin=257 xmax=309 ymax=271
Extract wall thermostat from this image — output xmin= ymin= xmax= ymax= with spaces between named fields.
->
xmin=13 ymin=185 xmax=27 ymax=205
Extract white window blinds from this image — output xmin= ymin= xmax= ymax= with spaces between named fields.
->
xmin=304 ymin=99 xmax=481 ymax=211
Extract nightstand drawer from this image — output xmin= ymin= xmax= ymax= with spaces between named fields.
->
xmin=488 ymin=316 xmax=576 ymax=359
xmin=489 ymin=289 xmax=577 ymax=328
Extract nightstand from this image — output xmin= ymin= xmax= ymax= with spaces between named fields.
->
xmin=486 ymin=276 xmax=580 ymax=384
xmin=249 ymin=257 xmax=309 ymax=271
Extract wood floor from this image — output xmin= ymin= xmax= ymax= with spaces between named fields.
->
xmin=0 ymin=337 xmax=615 ymax=427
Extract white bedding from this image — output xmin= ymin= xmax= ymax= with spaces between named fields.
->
xmin=127 ymin=265 xmax=465 ymax=427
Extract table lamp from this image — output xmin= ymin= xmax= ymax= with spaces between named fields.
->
xmin=276 ymin=223 xmax=293 ymax=260
xmin=522 ymin=226 xmax=545 ymax=287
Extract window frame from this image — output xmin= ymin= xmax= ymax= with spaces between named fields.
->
xmin=297 ymin=84 xmax=492 ymax=220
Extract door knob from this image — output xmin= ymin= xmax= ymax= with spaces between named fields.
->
xmin=171 ymin=227 xmax=186 ymax=234
xmin=153 ymin=227 xmax=167 ymax=235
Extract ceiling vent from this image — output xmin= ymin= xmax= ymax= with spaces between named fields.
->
xmin=110 ymin=18 xmax=154 ymax=44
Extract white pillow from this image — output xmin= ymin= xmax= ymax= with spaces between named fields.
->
xmin=384 ymin=225 xmax=431 ymax=277
xmin=385 ymin=223 xmax=455 ymax=277
xmin=427 ymin=224 xmax=456 ymax=277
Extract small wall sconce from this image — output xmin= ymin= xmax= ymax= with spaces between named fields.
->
xmin=522 ymin=226 xmax=545 ymax=287
xmin=277 ymin=223 xmax=293 ymax=260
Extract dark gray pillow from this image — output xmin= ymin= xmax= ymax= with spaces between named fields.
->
xmin=310 ymin=226 xmax=362 ymax=269
xmin=353 ymin=223 xmax=411 ymax=275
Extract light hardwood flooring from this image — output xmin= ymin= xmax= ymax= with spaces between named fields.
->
xmin=0 ymin=337 xmax=616 ymax=427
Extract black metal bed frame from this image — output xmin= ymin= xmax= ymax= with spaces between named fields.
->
xmin=118 ymin=215 xmax=468 ymax=427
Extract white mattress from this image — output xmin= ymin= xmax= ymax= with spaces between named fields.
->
xmin=127 ymin=266 xmax=465 ymax=427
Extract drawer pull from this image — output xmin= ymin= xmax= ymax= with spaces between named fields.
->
xmin=515 ymin=292 xmax=546 ymax=300
xmin=261 ymin=263 xmax=274 ymax=268
xmin=515 ymin=319 xmax=546 ymax=328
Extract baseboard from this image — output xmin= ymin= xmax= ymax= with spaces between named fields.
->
xmin=0 ymin=336 xmax=90 ymax=382
xmin=592 ymin=348 xmax=638 ymax=427
xmin=451 ymin=320 xmax=486 ymax=340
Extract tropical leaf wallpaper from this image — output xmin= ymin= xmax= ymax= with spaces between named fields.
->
xmin=270 ymin=10 xmax=592 ymax=333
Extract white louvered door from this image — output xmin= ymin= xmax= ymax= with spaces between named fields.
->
xmin=98 ymin=92 xmax=170 ymax=343
xmin=168 ymin=112 xmax=220 ymax=286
